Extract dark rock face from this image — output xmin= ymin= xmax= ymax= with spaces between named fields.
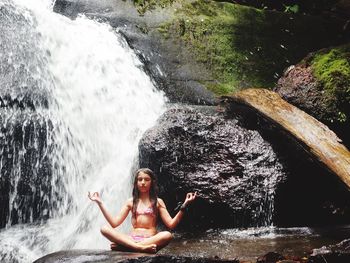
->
xmin=309 ymin=239 xmax=350 ymax=263
xmin=34 ymin=250 xmax=239 ymax=263
xmin=139 ymin=106 xmax=287 ymax=229
xmin=0 ymin=111 xmax=53 ymax=228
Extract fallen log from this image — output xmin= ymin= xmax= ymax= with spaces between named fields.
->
xmin=221 ymin=88 xmax=350 ymax=189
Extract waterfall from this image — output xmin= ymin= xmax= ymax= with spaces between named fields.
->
xmin=0 ymin=0 xmax=166 ymax=262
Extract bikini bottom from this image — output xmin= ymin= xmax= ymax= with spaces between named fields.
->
xmin=130 ymin=234 xmax=151 ymax=243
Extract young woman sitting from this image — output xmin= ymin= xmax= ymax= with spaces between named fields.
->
xmin=88 ymin=168 xmax=197 ymax=253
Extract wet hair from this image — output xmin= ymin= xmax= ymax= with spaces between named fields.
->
xmin=132 ymin=168 xmax=158 ymax=224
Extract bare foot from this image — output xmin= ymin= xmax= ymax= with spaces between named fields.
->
xmin=110 ymin=243 xmax=119 ymax=251
xmin=140 ymin=244 xmax=157 ymax=253
xmin=110 ymin=243 xmax=131 ymax=252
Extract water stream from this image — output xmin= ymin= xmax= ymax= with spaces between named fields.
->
xmin=0 ymin=0 xmax=166 ymax=262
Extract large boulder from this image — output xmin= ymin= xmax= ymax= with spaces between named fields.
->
xmin=139 ymin=103 xmax=350 ymax=228
xmin=274 ymin=44 xmax=350 ymax=147
xmin=139 ymin=105 xmax=287 ymax=229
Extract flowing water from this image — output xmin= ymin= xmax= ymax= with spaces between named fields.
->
xmin=161 ymin=225 xmax=350 ymax=261
xmin=0 ymin=0 xmax=166 ymax=262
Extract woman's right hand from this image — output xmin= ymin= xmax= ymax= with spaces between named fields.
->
xmin=88 ymin=191 xmax=102 ymax=204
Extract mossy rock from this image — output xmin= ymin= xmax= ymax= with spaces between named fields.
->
xmin=275 ymin=44 xmax=350 ymax=147
xmin=312 ymin=45 xmax=350 ymax=123
xmin=158 ymin=0 xmax=348 ymax=95
xmin=132 ymin=0 xmax=176 ymax=15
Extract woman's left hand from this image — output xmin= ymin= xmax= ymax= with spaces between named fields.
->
xmin=184 ymin=192 xmax=197 ymax=205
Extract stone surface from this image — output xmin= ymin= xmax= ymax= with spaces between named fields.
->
xmin=256 ymin=251 xmax=285 ymax=263
xmin=139 ymin=105 xmax=287 ymax=228
xmin=309 ymin=238 xmax=350 ymax=263
xmin=0 ymin=0 xmax=51 ymax=109
xmin=274 ymin=45 xmax=350 ymax=148
xmin=34 ymin=250 xmax=238 ymax=263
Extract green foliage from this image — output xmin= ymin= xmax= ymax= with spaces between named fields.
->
xmin=133 ymin=0 xmax=175 ymax=15
xmin=283 ymin=4 xmax=299 ymax=14
xmin=312 ymin=45 xmax=350 ymax=123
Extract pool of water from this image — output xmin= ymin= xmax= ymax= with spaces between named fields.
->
xmin=159 ymin=225 xmax=350 ymax=261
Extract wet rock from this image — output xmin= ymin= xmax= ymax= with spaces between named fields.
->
xmin=0 ymin=111 xmax=53 ymax=228
xmin=256 ymin=251 xmax=285 ymax=263
xmin=34 ymin=250 xmax=239 ymax=263
xmin=309 ymin=238 xmax=350 ymax=263
xmin=0 ymin=0 xmax=52 ymax=109
xmin=274 ymin=44 xmax=350 ymax=147
xmin=139 ymin=105 xmax=287 ymax=229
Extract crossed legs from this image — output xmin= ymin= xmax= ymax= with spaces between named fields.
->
xmin=100 ymin=225 xmax=173 ymax=253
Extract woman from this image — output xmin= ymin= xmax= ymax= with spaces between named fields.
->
xmin=88 ymin=168 xmax=197 ymax=253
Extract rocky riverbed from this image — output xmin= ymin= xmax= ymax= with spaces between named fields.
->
xmin=34 ymin=225 xmax=350 ymax=262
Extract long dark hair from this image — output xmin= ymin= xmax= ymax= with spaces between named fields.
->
xmin=132 ymin=168 xmax=158 ymax=223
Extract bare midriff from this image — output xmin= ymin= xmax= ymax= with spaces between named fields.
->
xmin=131 ymin=227 xmax=157 ymax=237
xmin=131 ymin=213 xmax=157 ymax=237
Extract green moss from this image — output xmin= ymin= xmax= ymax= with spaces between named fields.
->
xmin=133 ymin=0 xmax=175 ymax=15
xmin=206 ymin=81 xmax=237 ymax=95
xmin=160 ymin=1 xmax=281 ymax=94
xmin=158 ymin=0 xmax=347 ymax=96
xmin=311 ymin=45 xmax=350 ymax=123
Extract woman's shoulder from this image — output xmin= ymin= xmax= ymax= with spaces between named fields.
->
xmin=157 ymin=198 xmax=166 ymax=207
xmin=126 ymin=198 xmax=133 ymax=208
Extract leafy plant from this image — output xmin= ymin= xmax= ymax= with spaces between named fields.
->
xmin=283 ymin=4 xmax=299 ymax=14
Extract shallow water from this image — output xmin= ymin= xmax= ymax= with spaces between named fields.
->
xmin=160 ymin=225 xmax=350 ymax=261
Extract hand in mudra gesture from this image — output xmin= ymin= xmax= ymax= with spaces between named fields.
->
xmin=184 ymin=192 xmax=197 ymax=206
xmin=88 ymin=191 xmax=102 ymax=204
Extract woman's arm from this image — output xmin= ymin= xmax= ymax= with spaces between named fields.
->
xmin=88 ymin=192 xmax=132 ymax=228
xmin=158 ymin=192 xmax=196 ymax=230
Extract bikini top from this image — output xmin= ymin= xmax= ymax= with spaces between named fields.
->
xmin=136 ymin=206 xmax=155 ymax=217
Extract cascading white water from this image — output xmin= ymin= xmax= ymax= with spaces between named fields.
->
xmin=0 ymin=0 xmax=166 ymax=262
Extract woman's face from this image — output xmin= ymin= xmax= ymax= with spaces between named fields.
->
xmin=137 ymin=171 xmax=152 ymax=193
